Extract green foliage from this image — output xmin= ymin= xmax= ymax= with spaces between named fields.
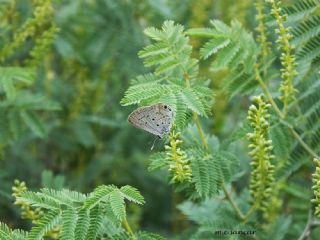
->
xmin=288 ymin=0 xmax=320 ymax=73
xmin=0 ymin=222 xmax=27 ymax=240
xmin=1 ymin=0 xmax=320 ymax=239
xmin=121 ymin=21 xmax=213 ymax=130
xmin=1 ymin=183 xmax=148 ymax=240
xmin=149 ymin=129 xmax=239 ymax=200
xmin=273 ymin=0 xmax=320 ymax=180
xmin=189 ymin=148 xmax=239 ymax=198
xmin=27 ymin=210 xmax=61 ymax=240
xmin=187 ymin=20 xmax=258 ymax=71
xmin=0 ymin=0 xmax=60 ymax=144
xmin=0 ymin=67 xmax=35 ymax=99
xmin=187 ymin=19 xmax=260 ymax=97
xmin=139 ymin=21 xmax=197 ymax=77
xmin=178 ymin=194 xmax=256 ymax=239
xmin=0 ymin=0 xmax=56 ymax=64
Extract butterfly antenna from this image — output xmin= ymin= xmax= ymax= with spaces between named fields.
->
xmin=150 ymin=136 xmax=159 ymax=151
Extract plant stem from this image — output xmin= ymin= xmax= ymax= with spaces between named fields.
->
xmin=183 ymin=63 xmax=246 ymax=221
xmin=222 ymin=185 xmax=245 ymax=220
xmin=193 ymin=111 xmax=246 ymax=221
xmin=123 ymin=218 xmax=136 ymax=239
xmin=298 ymin=209 xmax=318 ymax=240
xmin=191 ymin=100 xmax=247 ymax=220
xmin=254 ymin=65 xmax=284 ymax=118
xmin=243 ymin=205 xmax=256 ymax=222
xmin=193 ymin=113 xmax=209 ymax=150
xmin=255 ymin=64 xmax=319 ymax=159
xmin=290 ymin=129 xmax=319 ymax=159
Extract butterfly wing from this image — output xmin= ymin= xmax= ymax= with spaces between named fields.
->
xmin=155 ymin=103 xmax=174 ymax=138
xmin=128 ymin=104 xmax=174 ymax=138
xmin=128 ymin=105 xmax=162 ymax=137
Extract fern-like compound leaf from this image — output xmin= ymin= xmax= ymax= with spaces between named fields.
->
xmin=60 ymin=207 xmax=78 ymax=240
xmin=109 ymin=190 xmax=126 ymax=221
xmin=85 ymin=206 xmax=102 ymax=240
xmin=27 ymin=210 xmax=61 ymax=240
xmin=74 ymin=208 xmax=90 ymax=240
xmin=119 ymin=185 xmax=145 ymax=205
xmin=83 ymin=185 xmax=114 ymax=209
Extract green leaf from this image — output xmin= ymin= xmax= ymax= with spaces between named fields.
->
xmin=200 ymin=38 xmax=230 ymax=59
xmin=120 ymin=186 xmax=145 ymax=205
xmin=60 ymin=208 xmax=78 ymax=240
xmin=105 ymin=202 xmax=122 ymax=226
xmin=120 ymin=82 xmax=165 ymax=106
xmin=188 ymin=148 xmax=236 ymax=198
xmin=0 ymin=222 xmax=15 ymax=240
xmin=20 ymin=110 xmax=46 ymax=138
xmin=0 ymin=77 xmax=16 ymax=100
xmin=0 ymin=110 xmax=10 ymax=144
xmin=174 ymin=95 xmax=190 ymax=130
xmin=191 ymin=159 xmax=210 ymax=198
xmin=75 ymin=209 xmax=90 ymax=240
xmin=8 ymin=110 xmax=23 ymax=140
xmin=18 ymin=191 xmax=61 ymax=210
xmin=41 ymin=170 xmax=65 ymax=190
xmin=27 ymin=210 xmax=61 ymax=240
xmin=85 ymin=206 xmax=102 ymax=240
xmin=144 ymin=27 xmax=164 ymax=41
xmin=0 ymin=67 xmax=35 ymax=100
xmin=109 ymin=190 xmax=126 ymax=221
xmin=71 ymin=121 xmax=97 ymax=147
xmin=211 ymin=42 xmax=241 ymax=69
xmin=270 ymin=123 xmax=293 ymax=160
xmin=180 ymin=89 xmax=206 ymax=116
xmin=186 ymin=28 xmax=219 ymax=37
xmin=136 ymin=231 xmax=166 ymax=240
xmin=0 ymin=222 xmax=27 ymax=240
xmin=84 ymin=185 xmax=114 ymax=209
xmin=11 ymin=92 xmax=61 ymax=111
xmin=210 ymin=19 xmax=230 ymax=33
xmin=148 ymin=152 xmax=168 ymax=171
xmin=0 ymin=67 xmax=35 ymax=85
xmin=138 ymin=20 xmax=196 ymax=79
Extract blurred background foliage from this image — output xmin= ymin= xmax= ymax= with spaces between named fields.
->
xmin=0 ymin=0 xmax=314 ymax=238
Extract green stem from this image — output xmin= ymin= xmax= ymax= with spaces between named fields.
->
xmin=192 ymin=105 xmax=247 ymax=220
xmin=255 ymin=64 xmax=319 ymax=159
xmin=243 ymin=205 xmax=256 ymax=222
xmin=122 ymin=218 xmax=136 ymax=239
xmin=192 ymin=96 xmax=246 ymax=220
xmin=222 ymin=185 xmax=245 ymax=221
xmin=193 ymin=113 xmax=209 ymax=150
xmin=255 ymin=65 xmax=283 ymax=118
xmin=182 ymin=60 xmax=246 ymax=221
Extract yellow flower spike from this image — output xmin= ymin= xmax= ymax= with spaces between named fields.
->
xmin=266 ymin=0 xmax=297 ymax=115
xmin=165 ymin=131 xmax=192 ymax=183
xmin=255 ymin=0 xmax=271 ymax=63
xmin=12 ymin=180 xmax=43 ymax=221
xmin=312 ymin=158 xmax=320 ymax=217
xmin=247 ymin=96 xmax=279 ymax=222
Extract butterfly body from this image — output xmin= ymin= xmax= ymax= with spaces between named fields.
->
xmin=128 ymin=103 xmax=173 ymax=138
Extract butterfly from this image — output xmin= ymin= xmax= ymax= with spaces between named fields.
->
xmin=128 ymin=103 xmax=174 ymax=139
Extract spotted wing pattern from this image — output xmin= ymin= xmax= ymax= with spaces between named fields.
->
xmin=128 ymin=103 xmax=174 ymax=138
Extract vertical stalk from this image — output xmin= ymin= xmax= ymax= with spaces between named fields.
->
xmin=122 ymin=218 xmax=136 ymax=239
xmin=183 ymin=64 xmax=246 ymax=221
xmin=255 ymin=64 xmax=319 ymax=159
xmin=193 ymin=113 xmax=208 ymax=150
